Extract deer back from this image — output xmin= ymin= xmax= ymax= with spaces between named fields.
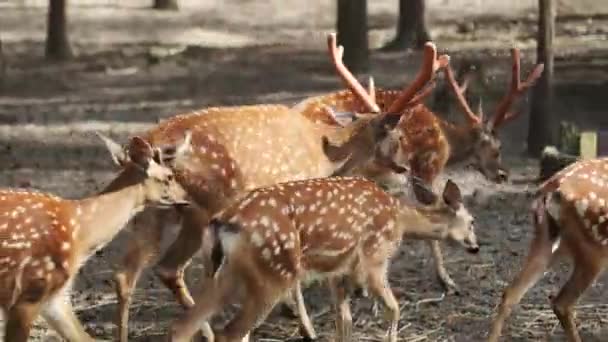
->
xmin=212 ymin=177 xmax=401 ymax=284
xmin=141 ymin=105 xmax=343 ymax=198
xmin=538 ymin=158 xmax=608 ymax=247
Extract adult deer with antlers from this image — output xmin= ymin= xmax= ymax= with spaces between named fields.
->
xmin=107 ymin=33 xmax=449 ymax=341
xmin=488 ymin=158 xmax=608 ymax=342
xmin=308 ymin=48 xmax=544 ymax=293
xmin=168 ymin=176 xmax=479 ymax=342
xmin=0 ymin=133 xmax=190 ymax=342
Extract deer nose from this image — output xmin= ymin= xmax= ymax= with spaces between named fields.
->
xmin=496 ymin=169 xmax=509 ymax=183
xmin=467 ymin=245 xmax=480 ymax=254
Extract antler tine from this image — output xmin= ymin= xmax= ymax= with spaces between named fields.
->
xmin=368 ymin=76 xmax=376 ymax=104
xmin=490 ymin=48 xmax=545 ymax=130
xmin=327 ymin=33 xmax=380 ymax=113
xmin=444 ymin=64 xmax=481 ymax=125
xmin=404 ymin=80 xmax=437 ymax=108
xmin=387 ymin=42 xmax=450 ymax=114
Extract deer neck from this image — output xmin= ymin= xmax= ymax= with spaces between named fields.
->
xmin=396 ymin=203 xmax=450 ymax=241
xmin=72 ymin=181 xmax=146 ymax=260
xmin=439 ymin=120 xmax=478 ymax=164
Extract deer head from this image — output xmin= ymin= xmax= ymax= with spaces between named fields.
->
xmin=409 ymin=177 xmax=479 ymax=253
xmin=321 ymin=33 xmax=450 ymax=177
xmin=444 ymin=48 xmax=544 ymax=183
xmin=97 ymin=131 xmax=193 ymax=207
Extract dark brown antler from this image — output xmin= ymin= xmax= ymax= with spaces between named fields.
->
xmin=444 ymin=64 xmax=482 ymax=125
xmin=387 ymin=42 xmax=450 ymax=114
xmin=489 ymin=48 xmax=545 ymax=130
xmin=328 ymin=33 xmax=380 ymax=113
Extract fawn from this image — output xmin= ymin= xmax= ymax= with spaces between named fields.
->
xmin=0 ymin=132 xmax=191 ymax=341
xmin=488 ymin=157 xmax=608 ymax=342
xmin=168 ymin=176 xmax=479 ymax=342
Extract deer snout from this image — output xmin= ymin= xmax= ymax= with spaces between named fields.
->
xmin=496 ymin=168 xmax=509 ymax=183
xmin=466 ymin=245 xmax=480 ymax=254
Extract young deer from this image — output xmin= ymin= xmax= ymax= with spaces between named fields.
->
xmin=108 ymin=33 xmax=449 ymax=341
xmin=313 ymin=48 xmax=544 ymax=293
xmin=488 ymin=158 xmax=608 ymax=342
xmin=0 ymin=132 xmax=191 ymax=342
xmin=168 ymin=176 xmax=479 ymax=342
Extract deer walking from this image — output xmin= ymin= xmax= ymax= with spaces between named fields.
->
xmin=168 ymin=176 xmax=479 ymax=342
xmin=108 ymin=33 xmax=449 ymax=341
xmin=311 ymin=48 xmax=543 ymax=293
xmin=488 ymin=158 xmax=608 ymax=342
xmin=0 ymin=133 xmax=190 ymax=342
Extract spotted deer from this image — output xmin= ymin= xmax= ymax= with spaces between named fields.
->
xmin=0 ymin=133 xmax=190 ymax=342
xmin=168 ymin=176 xmax=479 ymax=342
xmin=309 ymin=47 xmax=543 ymax=293
xmin=107 ymin=33 xmax=449 ymax=341
xmin=488 ymin=158 xmax=608 ymax=342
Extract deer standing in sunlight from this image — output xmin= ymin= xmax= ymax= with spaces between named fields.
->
xmin=106 ymin=33 xmax=449 ymax=341
xmin=488 ymin=158 xmax=608 ymax=342
xmin=0 ymin=133 xmax=190 ymax=342
xmin=305 ymin=48 xmax=543 ymax=294
xmin=168 ymin=176 xmax=479 ymax=342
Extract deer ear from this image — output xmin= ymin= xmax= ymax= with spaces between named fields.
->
xmin=96 ymin=132 xmax=128 ymax=167
xmin=442 ymin=179 xmax=463 ymax=210
xmin=128 ymin=136 xmax=154 ymax=170
xmin=411 ymin=177 xmax=438 ymax=205
xmin=160 ymin=131 xmax=193 ymax=165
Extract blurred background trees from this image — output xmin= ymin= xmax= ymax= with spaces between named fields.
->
xmin=336 ymin=0 xmax=370 ymax=72
xmin=153 ymin=0 xmax=179 ymax=10
xmin=46 ymin=0 xmax=73 ymax=60
xmin=528 ymin=0 xmax=556 ymax=156
xmin=382 ymin=0 xmax=431 ymax=51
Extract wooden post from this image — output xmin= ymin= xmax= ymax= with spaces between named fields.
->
xmin=527 ymin=0 xmax=556 ymax=156
xmin=336 ymin=0 xmax=369 ymax=73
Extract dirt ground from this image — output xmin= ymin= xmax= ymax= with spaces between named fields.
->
xmin=0 ymin=0 xmax=608 ymax=341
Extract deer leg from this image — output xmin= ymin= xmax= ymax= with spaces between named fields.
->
xmin=294 ymin=281 xmax=317 ymax=340
xmin=487 ymin=229 xmax=556 ymax=342
xmin=217 ymin=282 xmax=285 ymax=342
xmin=42 ymin=290 xmax=95 ymax=342
xmin=155 ymin=206 xmax=209 ymax=309
xmin=328 ymin=277 xmax=352 ymax=342
xmin=114 ymin=208 xmax=165 ymax=342
xmin=4 ymin=302 xmax=43 ymax=342
xmin=551 ymin=260 xmax=602 ymax=342
xmin=428 ymin=240 xmax=458 ymax=294
xmin=169 ymin=262 xmax=237 ymax=342
xmin=366 ymin=265 xmax=399 ymax=342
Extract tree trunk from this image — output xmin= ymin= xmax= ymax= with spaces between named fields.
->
xmin=0 ymin=37 xmax=5 ymax=90
xmin=382 ymin=0 xmax=430 ymax=51
xmin=45 ymin=0 xmax=73 ymax=60
xmin=336 ymin=0 xmax=369 ymax=73
xmin=153 ymin=0 xmax=179 ymax=10
xmin=527 ymin=0 xmax=556 ymax=156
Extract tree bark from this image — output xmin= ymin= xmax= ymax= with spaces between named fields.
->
xmin=45 ymin=0 xmax=73 ymax=60
xmin=0 ymin=37 xmax=5 ymax=89
xmin=153 ymin=0 xmax=179 ymax=10
xmin=336 ymin=0 xmax=369 ymax=73
xmin=527 ymin=0 xmax=556 ymax=156
xmin=382 ymin=0 xmax=431 ymax=51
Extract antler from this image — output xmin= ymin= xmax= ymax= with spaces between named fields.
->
xmin=489 ymin=48 xmax=545 ymax=130
xmin=387 ymin=42 xmax=450 ymax=114
xmin=327 ymin=33 xmax=380 ymax=113
xmin=444 ymin=64 xmax=482 ymax=125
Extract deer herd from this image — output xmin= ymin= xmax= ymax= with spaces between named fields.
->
xmin=1 ymin=31 xmax=605 ymax=342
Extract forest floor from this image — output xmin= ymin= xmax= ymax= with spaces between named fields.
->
xmin=0 ymin=1 xmax=608 ymax=341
